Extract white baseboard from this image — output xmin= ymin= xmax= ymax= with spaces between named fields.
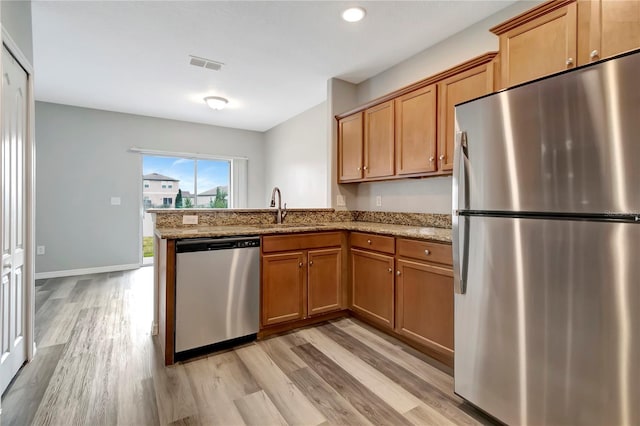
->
xmin=35 ymin=263 xmax=140 ymax=280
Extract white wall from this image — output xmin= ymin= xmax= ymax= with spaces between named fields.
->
xmin=263 ymin=102 xmax=328 ymax=208
xmin=345 ymin=1 xmax=543 ymax=214
xmin=35 ymin=102 xmax=265 ymax=274
xmin=1 ymin=0 xmax=33 ymax=64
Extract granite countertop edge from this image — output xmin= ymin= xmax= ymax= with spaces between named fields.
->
xmin=154 ymin=221 xmax=452 ymax=244
xmin=147 ymin=208 xmax=336 ymax=214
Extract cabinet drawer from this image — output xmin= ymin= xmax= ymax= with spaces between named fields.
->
xmin=350 ymin=232 xmax=395 ymax=254
xmin=262 ymin=232 xmax=342 ymax=253
xmin=397 ymin=239 xmax=452 ymax=266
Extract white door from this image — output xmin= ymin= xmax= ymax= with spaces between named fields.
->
xmin=0 ymin=45 xmax=28 ymax=393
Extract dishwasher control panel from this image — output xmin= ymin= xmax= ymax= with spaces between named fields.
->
xmin=236 ymin=239 xmax=260 ymax=248
xmin=176 ymin=236 xmax=261 ymax=253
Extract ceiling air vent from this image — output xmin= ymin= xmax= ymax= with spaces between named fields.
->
xmin=189 ymin=55 xmax=224 ymax=71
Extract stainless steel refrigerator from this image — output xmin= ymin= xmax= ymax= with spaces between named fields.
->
xmin=453 ymin=50 xmax=640 ymax=425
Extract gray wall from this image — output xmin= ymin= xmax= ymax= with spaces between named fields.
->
xmin=35 ymin=102 xmax=265 ymax=274
xmin=263 ymin=102 xmax=328 ymax=208
xmin=2 ymin=0 xmax=33 ymax=64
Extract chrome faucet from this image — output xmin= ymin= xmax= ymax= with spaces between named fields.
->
xmin=270 ymin=187 xmax=288 ymax=224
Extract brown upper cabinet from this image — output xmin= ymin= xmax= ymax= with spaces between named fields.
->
xmin=491 ymin=0 xmax=578 ymax=88
xmin=578 ymin=0 xmax=640 ymax=65
xmin=338 ymin=112 xmax=364 ymax=182
xmin=437 ymin=62 xmax=494 ymax=172
xmin=364 ymin=100 xmax=395 ymax=179
xmin=337 ymin=53 xmax=497 ymax=183
xmin=493 ymin=0 xmax=640 ymax=89
xmin=395 ymin=85 xmax=437 ymax=175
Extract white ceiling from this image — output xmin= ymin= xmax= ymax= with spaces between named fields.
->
xmin=32 ymin=1 xmax=516 ymax=132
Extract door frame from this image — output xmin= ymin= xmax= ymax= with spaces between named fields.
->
xmin=1 ymin=27 xmax=37 ymax=363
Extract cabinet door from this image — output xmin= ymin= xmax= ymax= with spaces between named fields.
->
xmin=307 ymin=248 xmax=342 ymax=316
xmin=351 ymin=249 xmax=395 ymax=329
xmin=395 ymin=85 xmax=437 ymax=175
xmin=499 ymin=2 xmax=577 ymax=87
xmin=262 ymin=252 xmax=306 ymax=326
xmin=338 ymin=113 xmax=364 ymax=182
xmin=364 ymin=100 xmax=395 ymax=179
xmin=578 ymin=0 xmax=640 ymax=65
xmin=396 ymin=259 xmax=454 ymax=355
xmin=437 ymin=64 xmax=493 ymax=172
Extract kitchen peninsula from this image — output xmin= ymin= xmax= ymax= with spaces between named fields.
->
xmin=152 ymin=208 xmax=454 ymax=368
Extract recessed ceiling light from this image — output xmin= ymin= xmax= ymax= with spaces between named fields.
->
xmin=204 ymin=96 xmax=228 ymax=110
xmin=342 ymin=7 xmax=366 ymax=23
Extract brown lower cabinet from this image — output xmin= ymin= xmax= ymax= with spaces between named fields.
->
xmin=262 ymin=251 xmax=307 ymax=326
xmin=349 ymin=234 xmax=454 ymax=366
xmin=158 ymin=231 xmax=453 ymax=366
xmin=351 ymin=248 xmax=395 ymax=329
xmin=261 ymin=236 xmax=343 ymax=327
xmin=308 ymin=248 xmax=342 ymax=316
xmin=395 ymin=258 xmax=454 ymax=358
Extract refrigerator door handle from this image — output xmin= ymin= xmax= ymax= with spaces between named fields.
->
xmin=453 ymin=131 xmax=470 ymax=294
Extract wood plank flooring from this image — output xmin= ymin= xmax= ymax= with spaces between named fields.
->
xmin=1 ymin=269 xmax=493 ymax=426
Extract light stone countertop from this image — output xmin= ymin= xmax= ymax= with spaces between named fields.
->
xmin=154 ymin=221 xmax=452 ymax=243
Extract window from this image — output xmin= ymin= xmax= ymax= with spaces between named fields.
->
xmin=142 ymin=155 xmax=231 ymax=210
xmin=141 ymin=154 xmax=237 ymax=262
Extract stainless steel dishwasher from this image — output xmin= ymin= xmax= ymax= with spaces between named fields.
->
xmin=174 ymin=236 xmax=260 ymax=359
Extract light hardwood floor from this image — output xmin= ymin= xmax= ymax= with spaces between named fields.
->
xmin=2 ymin=268 xmax=493 ymax=426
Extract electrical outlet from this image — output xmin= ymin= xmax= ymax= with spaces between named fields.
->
xmin=37 ymin=245 xmax=45 ymax=255
xmin=182 ymin=215 xmax=199 ymax=225
xmin=337 ymin=195 xmax=346 ymax=206
xmin=110 ymin=196 xmax=121 ymax=206
xmin=376 ymin=196 xmax=382 ymax=207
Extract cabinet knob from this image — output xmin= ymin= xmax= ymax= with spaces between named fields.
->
xmin=367 ymin=239 xmax=372 ymax=244
xmin=424 ymin=249 xmax=431 ymax=255
xmin=363 ymin=166 xmax=368 ymax=171
xmin=396 ymin=270 xmax=401 ymax=276
xmin=439 ymin=154 xmax=445 ymax=160
xmin=388 ymin=268 xmax=393 ymax=273
xmin=309 ymin=260 xmax=313 ymax=266
xmin=299 ymin=262 xmax=303 ymax=267
xmin=357 ymin=167 xmax=361 ymax=171
xmin=590 ymin=50 xmax=599 ymax=60
xmin=566 ymin=57 xmax=574 ymax=66
xmin=429 ymin=156 xmax=434 ymax=162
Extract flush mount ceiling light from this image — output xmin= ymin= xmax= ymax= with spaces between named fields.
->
xmin=204 ymin=96 xmax=228 ymax=110
xmin=342 ymin=7 xmax=366 ymax=23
